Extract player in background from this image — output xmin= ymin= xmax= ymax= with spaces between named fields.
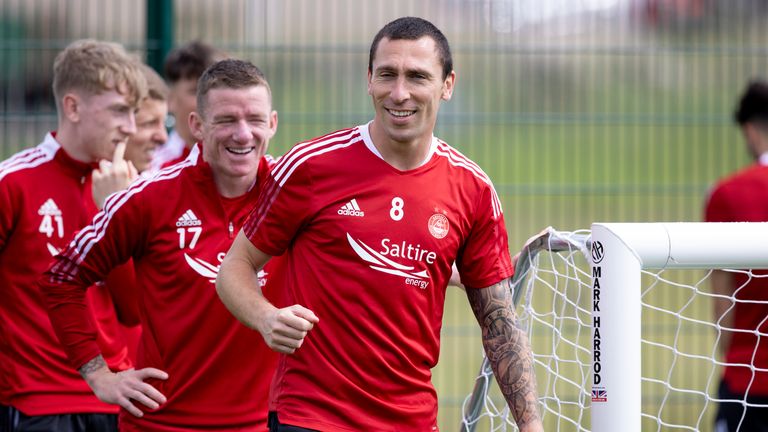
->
xmin=216 ymin=16 xmax=544 ymax=432
xmin=124 ymin=64 xmax=170 ymax=178
xmin=705 ymin=80 xmax=768 ymax=432
xmin=41 ymin=59 xmax=284 ymax=432
xmin=0 ymin=39 xmax=146 ymax=432
xmin=148 ymin=41 xmax=225 ymax=173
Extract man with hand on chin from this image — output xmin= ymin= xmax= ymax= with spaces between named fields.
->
xmin=0 ymin=39 xmax=146 ymax=432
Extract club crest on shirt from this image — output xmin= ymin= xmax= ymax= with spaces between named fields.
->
xmin=428 ymin=213 xmax=449 ymax=239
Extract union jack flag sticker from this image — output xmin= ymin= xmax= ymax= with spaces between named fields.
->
xmin=591 ymin=387 xmax=607 ymax=402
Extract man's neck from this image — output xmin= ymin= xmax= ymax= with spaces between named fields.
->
xmin=54 ymin=125 xmax=92 ymax=164
xmin=177 ymin=129 xmax=197 ymax=150
xmin=212 ymin=171 xmax=258 ymax=199
xmin=368 ymin=123 xmax=432 ymax=171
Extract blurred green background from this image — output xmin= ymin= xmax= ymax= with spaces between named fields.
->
xmin=2 ymin=0 xmax=767 ymax=430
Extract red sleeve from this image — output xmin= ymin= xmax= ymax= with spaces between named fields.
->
xmin=704 ymin=182 xmax=732 ymax=222
xmin=0 ymin=175 xmax=17 ymax=252
xmin=243 ymin=161 xmax=314 ymax=256
xmin=40 ymin=189 xmax=145 ymax=370
xmin=103 ymin=260 xmax=141 ymax=326
xmin=456 ymin=185 xmax=514 ymax=289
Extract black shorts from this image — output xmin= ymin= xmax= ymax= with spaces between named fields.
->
xmin=715 ymin=379 xmax=768 ymax=432
xmin=10 ymin=409 xmax=117 ymax=432
xmin=0 ymin=404 xmax=18 ymax=432
xmin=267 ymin=412 xmax=319 ymax=432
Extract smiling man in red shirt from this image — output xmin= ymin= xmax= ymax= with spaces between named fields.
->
xmin=41 ymin=59 xmax=285 ymax=431
xmin=217 ymin=17 xmax=543 ymax=432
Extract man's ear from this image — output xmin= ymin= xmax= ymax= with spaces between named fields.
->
xmin=753 ymin=123 xmax=768 ymax=155
xmin=61 ymin=93 xmax=81 ymax=123
xmin=269 ymin=110 xmax=278 ymax=138
xmin=189 ymin=111 xmax=204 ymax=142
xmin=367 ymin=70 xmax=373 ymax=96
xmin=441 ymin=71 xmax=456 ymax=101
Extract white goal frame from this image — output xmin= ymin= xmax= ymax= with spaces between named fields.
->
xmin=591 ymin=222 xmax=768 ymax=431
xmin=461 ymin=222 xmax=768 ymax=431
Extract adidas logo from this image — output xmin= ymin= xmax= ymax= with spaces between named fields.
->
xmin=38 ymin=198 xmax=62 ymax=217
xmin=176 ymin=209 xmax=202 ymax=227
xmin=337 ymin=199 xmax=364 ymax=217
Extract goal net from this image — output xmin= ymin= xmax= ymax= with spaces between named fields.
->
xmin=460 ymin=223 xmax=768 ymax=432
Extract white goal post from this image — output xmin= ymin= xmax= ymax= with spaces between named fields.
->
xmin=592 ymin=222 xmax=768 ymax=431
xmin=461 ymin=222 xmax=768 ymax=431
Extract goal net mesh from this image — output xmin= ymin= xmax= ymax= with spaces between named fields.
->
xmin=460 ymin=228 xmax=768 ymax=431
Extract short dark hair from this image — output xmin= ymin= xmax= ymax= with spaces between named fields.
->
xmin=164 ymin=41 xmax=225 ymax=84
xmin=368 ymin=17 xmax=453 ymax=80
xmin=734 ymin=80 xmax=768 ymax=126
xmin=196 ymin=59 xmax=271 ymax=118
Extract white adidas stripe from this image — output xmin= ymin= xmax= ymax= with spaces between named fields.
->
xmin=436 ymin=141 xmax=493 ymax=184
xmin=339 ymin=199 xmax=361 ymax=212
xmin=0 ymin=150 xmax=48 ymax=179
xmin=0 ymin=135 xmax=58 ymax=168
xmin=177 ymin=209 xmax=201 ymax=223
xmin=278 ymin=138 xmax=361 ymax=188
xmin=434 ymin=142 xmax=503 ymax=219
xmin=0 ymin=139 xmax=58 ymax=182
xmin=39 ymin=199 xmax=61 ymax=215
xmin=69 ymin=157 xmax=195 ymax=267
xmin=271 ymin=128 xmax=358 ymax=185
xmin=252 ymin=129 xmax=361 ymax=229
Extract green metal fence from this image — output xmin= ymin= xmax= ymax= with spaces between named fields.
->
xmin=2 ymin=0 xmax=768 ymax=429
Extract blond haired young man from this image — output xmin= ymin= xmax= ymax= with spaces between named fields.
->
xmin=0 ymin=39 xmax=146 ymax=432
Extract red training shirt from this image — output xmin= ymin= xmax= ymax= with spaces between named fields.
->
xmin=41 ymin=145 xmax=283 ymax=431
xmin=0 ymin=133 xmax=133 ymax=415
xmin=244 ymin=124 xmax=514 ymax=431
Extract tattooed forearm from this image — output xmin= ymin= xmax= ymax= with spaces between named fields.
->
xmin=78 ymin=355 xmax=107 ymax=379
xmin=466 ymin=279 xmax=542 ymax=429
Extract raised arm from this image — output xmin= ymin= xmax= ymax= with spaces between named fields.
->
xmin=465 ymin=279 xmax=543 ymax=432
xmin=216 ymin=231 xmax=319 ymax=354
